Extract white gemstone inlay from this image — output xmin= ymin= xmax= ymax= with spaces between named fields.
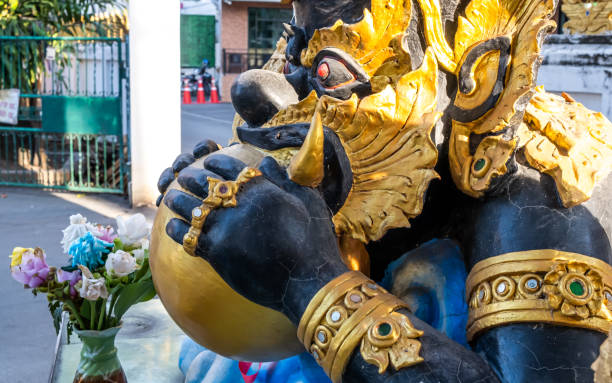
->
xmin=605 ymin=291 xmax=612 ymax=301
xmin=526 ymin=278 xmax=538 ymax=290
xmin=317 ymin=331 xmax=326 ymax=343
xmin=192 ymin=207 xmax=203 ymax=217
xmin=367 ymin=283 xmax=378 ymax=290
xmin=350 ymin=294 xmax=362 ymax=303
xmin=478 ymin=289 xmax=485 ymax=301
xmin=497 ymin=282 xmax=507 ymax=294
xmin=330 ymin=311 xmax=341 ymax=322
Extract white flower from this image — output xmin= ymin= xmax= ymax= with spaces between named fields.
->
xmin=132 ymin=248 xmax=146 ymax=263
xmin=61 ymin=214 xmax=99 ymax=253
xmin=116 ymin=214 xmax=151 ymax=246
xmin=77 ymin=265 xmax=109 ymax=301
xmin=105 ymin=250 xmax=138 ymax=277
xmin=140 ymin=238 xmax=150 ymax=251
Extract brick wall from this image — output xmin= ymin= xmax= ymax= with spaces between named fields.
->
xmin=220 ymin=1 xmax=291 ymax=100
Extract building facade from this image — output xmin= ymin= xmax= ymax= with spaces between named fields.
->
xmin=220 ymin=0 xmax=292 ymax=100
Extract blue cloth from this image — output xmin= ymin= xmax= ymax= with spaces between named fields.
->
xmin=179 ymin=337 xmax=331 ymax=383
xmin=381 ymin=238 xmax=469 ymax=346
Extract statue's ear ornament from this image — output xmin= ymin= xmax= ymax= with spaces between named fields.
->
xmin=416 ymin=0 xmax=557 ymax=197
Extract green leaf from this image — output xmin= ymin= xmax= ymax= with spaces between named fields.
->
xmin=79 ymin=299 xmax=90 ymax=321
xmin=112 ymin=279 xmax=156 ymax=320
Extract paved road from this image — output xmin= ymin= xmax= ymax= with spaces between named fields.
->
xmin=181 ymin=103 xmax=236 ymax=153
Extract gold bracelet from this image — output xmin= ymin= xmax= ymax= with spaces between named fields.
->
xmin=466 ymin=250 xmax=612 ymax=341
xmin=298 ymin=271 xmax=424 ymax=383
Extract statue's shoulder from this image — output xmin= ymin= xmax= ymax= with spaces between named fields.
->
xmin=516 ymin=87 xmax=612 ymax=209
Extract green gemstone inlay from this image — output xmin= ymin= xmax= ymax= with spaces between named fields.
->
xmin=474 ymin=159 xmax=486 ymax=172
xmin=570 ymin=280 xmax=585 ymax=296
xmin=378 ymin=323 xmax=392 ymax=336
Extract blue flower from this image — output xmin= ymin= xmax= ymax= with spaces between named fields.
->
xmin=68 ymin=232 xmax=113 ymax=269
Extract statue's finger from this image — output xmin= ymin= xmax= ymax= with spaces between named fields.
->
xmin=166 ymin=218 xmax=190 ymax=245
xmin=177 ymin=167 xmax=221 ymax=198
xmin=172 ymin=153 xmax=196 ymax=174
xmin=193 ymin=139 xmax=220 ymax=159
xmin=203 ymin=154 xmax=247 ymax=180
xmin=259 ymin=156 xmax=296 ymax=192
xmin=157 ymin=167 xmax=174 ymax=193
xmin=163 ymin=189 xmax=202 ymax=223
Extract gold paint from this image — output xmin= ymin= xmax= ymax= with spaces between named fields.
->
xmin=449 ymin=120 xmax=517 ymax=198
xmin=182 ymin=167 xmax=262 ymax=257
xmin=151 ymin=144 xmax=304 ymax=361
xmin=360 ymin=311 xmax=424 ymax=375
xmin=326 ymin=49 xmax=440 ymax=243
xmin=592 ymin=328 xmax=612 ymax=383
xmin=518 ymin=88 xmax=612 ymax=207
xmin=428 ymin=0 xmax=557 ymax=196
xmin=298 ymin=271 xmax=422 ymax=382
xmin=416 ymin=0 xmax=457 ymax=72
xmin=339 ymin=235 xmax=371 ymax=276
xmin=465 ymin=250 xmax=612 ymax=340
xmin=288 ymin=105 xmax=325 ymax=187
xmin=562 ymin=0 xmax=612 ymax=35
xmin=300 ymin=0 xmax=412 ymax=74
xmin=453 ymin=49 xmax=502 ymax=111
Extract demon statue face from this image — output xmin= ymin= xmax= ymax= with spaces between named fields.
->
xmin=231 ymin=0 xmax=559 ymax=244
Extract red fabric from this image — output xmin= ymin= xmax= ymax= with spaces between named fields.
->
xmin=239 ymin=361 xmax=262 ymax=383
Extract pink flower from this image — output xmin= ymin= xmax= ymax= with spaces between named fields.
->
xmin=56 ymin=269 xmax=82 ymax=297
xmin=93 ymin=225 xmax=117 ymax=244
xmin=10 ymin=248 xmax=50 ymax=288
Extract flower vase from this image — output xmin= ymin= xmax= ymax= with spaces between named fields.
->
xmin=73 ymin=326 xmax=127 ymax=383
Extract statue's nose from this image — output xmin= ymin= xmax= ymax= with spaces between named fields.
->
xmin=231 ymin=69 xmax=299 ymax=127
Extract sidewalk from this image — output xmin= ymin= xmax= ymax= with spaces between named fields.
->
xmin=0 ymin=187 xmax=156 ymax=383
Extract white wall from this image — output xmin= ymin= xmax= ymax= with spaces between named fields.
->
xmin=129 ymin=0 xmax=181 ymax=206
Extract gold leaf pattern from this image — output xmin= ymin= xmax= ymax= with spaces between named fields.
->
xmin=327 ymin=49 xmax=440 ymax=243
xmin=360 ymin=311 xmax=424 ymax=373
xmin=300 ymin=0 xmax=412 ymax=73
xmin=518 ymin=88 xmax=612 ymax=207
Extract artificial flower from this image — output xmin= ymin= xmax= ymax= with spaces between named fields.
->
xmin=61 ymin=214 xmax=99 ymax=253
xmin=93 ymin=224 xmax=118 ymax=243
xmin=140 ymin=238 xmax=150 ymax=251
xmin=105 ymin=250 xmax=138 ymax=277
xmin=56 ymin=268 xmax=82 ymax=297
xmin=132 ymin=248 xmax=146 ymax=263
xmin=69 ymin=232 xmax=113 ymax=269
xmin=10 ymin=248 xmax=50 ymax=288
xmin=77 ymin=265 xmax=109 ymax=301
xmin=116 ymin=214 xmax=151 ymax=247
xmin=9 ymin=247 xmax=32 ymax=268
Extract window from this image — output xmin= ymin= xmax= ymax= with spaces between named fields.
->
xmin=247 ymin=8 xmax=293 ymax=67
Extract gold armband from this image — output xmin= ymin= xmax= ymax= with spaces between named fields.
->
xmin=466 ymin=250 xmax=612 ymax=340
xmin=297 ymin=271 xmax=424 ymax=383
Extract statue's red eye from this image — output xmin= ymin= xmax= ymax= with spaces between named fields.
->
xmin=317 ymin=62 xmax=330 ymax=80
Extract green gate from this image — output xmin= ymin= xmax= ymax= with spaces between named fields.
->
xmin=0 ymin=36 xmax=128 ymax=193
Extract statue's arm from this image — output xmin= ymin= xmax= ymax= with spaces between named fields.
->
xmin=463 ymin=164 xmax=612 ymax=382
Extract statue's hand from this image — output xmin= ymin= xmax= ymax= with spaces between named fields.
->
xmin=163 ymin=154 xmax=347 ymax=323
xmin=156 ymin=139 xmax=220 ymax=206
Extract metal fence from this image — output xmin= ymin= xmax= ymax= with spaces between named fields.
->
xmin=223 ymin=50 xmax=272 ymax=74
xmin=0 ymin=36 xmax=128 ymax=193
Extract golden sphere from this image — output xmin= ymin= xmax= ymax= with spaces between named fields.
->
xmin=149 ymin=145 xmax=303 ymax=361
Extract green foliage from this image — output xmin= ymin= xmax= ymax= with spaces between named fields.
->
xmin=0 ymin=0 xmax=124 ymax=98
xmin=0 ymin=0 xmax=121 ymax=36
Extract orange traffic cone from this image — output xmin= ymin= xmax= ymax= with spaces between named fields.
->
xmin=196 ymin=77 xmax=206 ymax=104
xmin=210 ymin=76 xmax=219 ymax=103
xmin=182 ymin=78 xmax=192 ymax=104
